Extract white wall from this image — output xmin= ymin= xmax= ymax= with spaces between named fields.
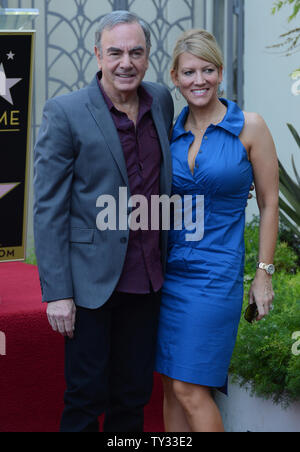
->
xmin=244 ymin=0 xmax=300 ymax=219
xmin=21 ymin=0 xmax=300 ymax=249
xmin=23 ymin=0 xmax=205 ymax=252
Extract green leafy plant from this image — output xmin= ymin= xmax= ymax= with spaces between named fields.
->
xmin=272 ymin=0 xmax=300 ymax=23
xmin=278 ymin=124 xmax=300 ymax=238
xmin=230 ymin=221 xmax=300 ymax=407
xmin=270 ymin=0 xmax=300 ymax=57
xmin=231 ymin=273 xmax=300 ymax=406
xmin=279 ymin=220 xmax=300 ymax=265
xmin=244 ymin=216 xmax=299 ymax=275
xmin=25 ymin=248 xmax=37 ymax=265
xmin=291 ymin=69 xmax=300 ymax=79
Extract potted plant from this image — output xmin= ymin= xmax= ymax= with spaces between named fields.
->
xmin=214 ymin=218 xmax=300 ymax=432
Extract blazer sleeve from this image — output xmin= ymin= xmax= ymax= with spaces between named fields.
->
xmin=142 ymin=81 xmax=174 ymax=133
xmin=158 ymin=85 xmax=174 ymax=135
xmin=33 ymin=98 xmax=74 ymax=302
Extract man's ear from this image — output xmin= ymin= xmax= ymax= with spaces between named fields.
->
xmin=94 ymin=46 xmax=102 ymax=70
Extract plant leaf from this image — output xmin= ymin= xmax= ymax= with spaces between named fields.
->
xmin=279 ymin=160 xmax=300 ymax=202
xmin=279 ymin=196 xmax=300 ymax=226
xmin=279 ymin=210 xmax=300 ymax=236
xmin=279 ymin=182 xmax=300 ymax=216
xmin=287 ymin=123 xmax=300 ymax=149
xmin=292 ymin=155 xmax=300 ymax=185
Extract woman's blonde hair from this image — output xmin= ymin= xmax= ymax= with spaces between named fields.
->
xmin=171 ymin=29 xmax=224 ymax=72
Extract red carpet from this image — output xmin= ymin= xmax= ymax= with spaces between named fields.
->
xmin=0 ymin=262 xmax=164 ymax=432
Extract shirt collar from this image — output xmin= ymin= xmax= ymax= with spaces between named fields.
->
xmin=96 ymin=71 xmax=153 ymax=114
xmin=171 ymin=98 xmax=245 ymax=142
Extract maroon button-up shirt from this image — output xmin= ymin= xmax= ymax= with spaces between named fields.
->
xmin=97 ymin=75 xmax=164 ymax=293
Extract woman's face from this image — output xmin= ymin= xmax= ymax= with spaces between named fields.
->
xmin=171 ymin=52 xmax=223 ymax=108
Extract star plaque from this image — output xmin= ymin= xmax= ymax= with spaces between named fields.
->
xmin=0 ymin=32 xmax=35 ymax=262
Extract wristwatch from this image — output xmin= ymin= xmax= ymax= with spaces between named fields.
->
xmin=256 ymin=262 xmax=275 ymax=275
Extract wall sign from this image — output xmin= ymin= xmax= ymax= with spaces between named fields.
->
xmin=0 ymin=32 xmax=34 ymax=262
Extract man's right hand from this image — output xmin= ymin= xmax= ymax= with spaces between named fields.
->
xmin=46 ymin=299 xmax=76 ymax=339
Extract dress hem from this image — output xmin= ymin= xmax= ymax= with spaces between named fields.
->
xmin=155 ymin=361 xmax=228 ymax=395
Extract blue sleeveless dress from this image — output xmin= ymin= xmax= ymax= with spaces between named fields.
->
xmin=155 ymin=99 xmax=253 ymax=391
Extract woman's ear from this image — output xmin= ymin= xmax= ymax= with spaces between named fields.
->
xmin=170 ymin=68 xmax=179 ymax=87
xmin=218 ymin=66 xmax=224 ymax=84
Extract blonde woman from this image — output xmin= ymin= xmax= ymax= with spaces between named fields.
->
xmin=155 ymin=30 xmax=279 ymax=432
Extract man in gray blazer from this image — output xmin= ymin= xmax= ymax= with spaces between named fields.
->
xmin=33 ymin=11 xmax=174 ymax=432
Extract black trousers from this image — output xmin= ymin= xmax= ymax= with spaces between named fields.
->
xmin=60 ymin=290 xmax=161 ymax=432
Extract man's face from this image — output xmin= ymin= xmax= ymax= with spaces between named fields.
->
xmin=95 ymin=23 xmax=150 ymax=98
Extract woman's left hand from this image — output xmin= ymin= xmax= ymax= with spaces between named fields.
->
xmin=248 ymin=272 xmax=275 ymax=321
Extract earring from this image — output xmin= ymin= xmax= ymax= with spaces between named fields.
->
xmin=218 ymin=82 xmax=224 ymax=98
xmin=174 ymin=87 xmax=181 ymax=101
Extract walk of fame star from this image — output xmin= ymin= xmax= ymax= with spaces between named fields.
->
xmin=0 ymin=183 xmax=20 ymax=200
xmin=0 ymin=63 xmax=22 ymax=105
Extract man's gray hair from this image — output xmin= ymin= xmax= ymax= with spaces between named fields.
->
xmin=95 ymin=10 xmax=151 ymax=55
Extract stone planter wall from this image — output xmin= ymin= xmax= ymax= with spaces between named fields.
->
xmin=214 ymin=380 xmax=300 ymax=432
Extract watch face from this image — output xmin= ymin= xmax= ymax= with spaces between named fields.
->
xmin=267 ymin=264 xmax=275 ymax=275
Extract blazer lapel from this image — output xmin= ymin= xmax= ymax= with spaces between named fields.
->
xmin=85 ymin=76 xmax=172 ymax=195
xmin=85 ymin=77 xmax=129 ymax=187
xmin=151 ymin=101 xmax=173 ymax=196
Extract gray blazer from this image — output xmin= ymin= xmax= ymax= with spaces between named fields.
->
xmin=33 ymin=76 xmax=174 ymax=309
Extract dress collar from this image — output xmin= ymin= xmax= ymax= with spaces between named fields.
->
xmin=172 ymin=98 xmax=245 ymax=142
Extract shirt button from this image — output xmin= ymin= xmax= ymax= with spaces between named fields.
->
xmin=204 ymin=136 xmax=208 ymax=140
xmin=120 ymin=237 xmax=127 ymax=244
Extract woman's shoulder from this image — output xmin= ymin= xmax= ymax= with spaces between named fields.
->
xmin=243 ymin=111 xmax=268 ymax=129
xmin=241 ymin=111 xmax=271 ymax=141
xmin=240 ymin=111 xmax=274 ymax=154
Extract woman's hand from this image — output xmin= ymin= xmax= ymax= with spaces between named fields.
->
xmin=248 ymin=271 xmax=275 ymax=321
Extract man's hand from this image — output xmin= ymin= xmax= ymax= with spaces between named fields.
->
xmin=47 ymin=299 xmax=76 ymax=339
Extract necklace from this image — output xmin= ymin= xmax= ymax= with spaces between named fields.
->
xmin=186 ymin=112 xmax=225 ymax=134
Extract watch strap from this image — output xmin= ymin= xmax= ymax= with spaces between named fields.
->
xmin=256 ymin=262 xmax=275 ymax=275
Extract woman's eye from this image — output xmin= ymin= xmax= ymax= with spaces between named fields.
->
xmin=184 ymin=71 xmax=193 ymax=76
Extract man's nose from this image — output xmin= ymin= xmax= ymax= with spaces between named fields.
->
xmin=120 ymin=52 xmax=133 ymax=68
